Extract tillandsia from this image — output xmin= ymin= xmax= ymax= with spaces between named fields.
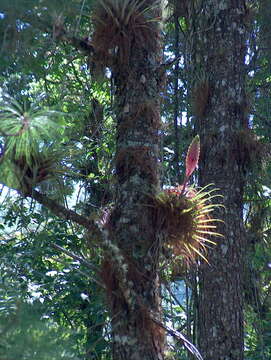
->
xmin=0 ymin=94 xmax=69 ymax=196
xmin=92 ymin=0 xmax=161 ymax=68
xmin=154 ymin=135 xmax=223 ymax=266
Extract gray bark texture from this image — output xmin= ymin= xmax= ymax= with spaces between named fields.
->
xmin=187 ymin=1 xmax=248 ymax=359
xmin=93 ymin=1 xmax=165 ymax=359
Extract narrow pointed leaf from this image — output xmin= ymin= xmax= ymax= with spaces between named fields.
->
xmin=189 ymin=245 xmax=209 ymax=263
xmin=194 ymin=235 xmax=217 ymax=245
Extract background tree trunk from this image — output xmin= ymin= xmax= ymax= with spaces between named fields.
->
xmin=187 ymin=1 xmax=248 ymax=359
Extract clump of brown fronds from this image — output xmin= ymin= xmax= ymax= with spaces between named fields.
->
xmin=154 ymin=185 xmax=222 ymax=265
xmin=234 ymin=129 xmax=271 ymax=171
xmin=92 ymin=0 xmax=161 ymax=68
xmin=13 ymin=148 xmax=64 ymax=195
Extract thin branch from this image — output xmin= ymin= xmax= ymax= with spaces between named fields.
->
xmin=0 ymin=144 xmax=6 ymax=164
xmin=61 ymin=308 xmax=75 ymax=329
xmin=52 ymin=243 xmax=99 ymax=272
xmin=164 ymin=283 xmax=186 ymax=312
xmin=29 ymin=191 xmax=135 ymax=307
xmin=150 ymin=314 xmax=203 ymax=360
xmin=71 ymin=60 xmax=86 ymax=88
xmin=44 ymin=78 xmax=61 ymax=85
xmin=75 ymin=0 xmax=86 ymax=36
xmin=51 ymin=244 xmax=105 ymax=289
xmin=53 ymin=255 xmax=84 ymax=273
xmin=17 ymin=11 xmax=94 ymax=56
xmin=160 ymin=55 xmax=182 ymax=70
xmin=30 ymin=190 xmax=101 ymax=239
xmin=173 ymin=11 xmax=181 ymax=181
xmin=54 ymin=25 xmax=94 ymax=55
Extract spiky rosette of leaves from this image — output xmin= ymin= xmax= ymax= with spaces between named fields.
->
xmin=12 ymin=145 xmax=68 ymax=195
xmin=0 ymin=93 xmax=64 ymax=165
xmin=0 ymin=94 xmax=74 ymax=195
xmin=153 ymin=135 xmax=223 ymax=265
xmin=154 ymin=185 xmax=223 ymax=265
xmin=92 ymin=0 xmax=161 ymax=67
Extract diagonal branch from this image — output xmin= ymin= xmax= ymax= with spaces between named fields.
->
xmin=52 ymin=243 xmax=99 ymax=272
xmin=52 ymin=243 xmax=105 ymax=289
xmin=54 ymin=25 xmax=94 ymax=55
xmin=30 ymin=190 xmax=134 ymax=307
xmin=17 ymin=11 xmax=94 ymax=56
xmin=30 ymin=190 xmax=101 ymax=239
xmin=150 ymin=314 xmax=203 ymax=360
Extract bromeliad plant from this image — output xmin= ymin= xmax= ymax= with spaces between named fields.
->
xmin=155 ymin=135 xmax=223 ymax=266
xmin=91 ymin=0 xmax=161 ymax=73
xmin=0 ymin=94 xmax=68 ymax=195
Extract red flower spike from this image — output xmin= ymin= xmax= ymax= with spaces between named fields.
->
xmin=185 ymin=135 xmax=200 ymax=178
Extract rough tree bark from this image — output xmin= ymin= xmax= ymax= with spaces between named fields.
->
xmin=186 ymin=1 xmax=248 ymax=359
xmin=92 ymin=1 xmax=165 ymax=359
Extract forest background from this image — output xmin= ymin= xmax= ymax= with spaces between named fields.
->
xmin=0 ymin=1 xmax=270 ymax=359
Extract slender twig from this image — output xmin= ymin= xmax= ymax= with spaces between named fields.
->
xmin=164 ymin=283 xmax=186 ymax=312
xmin=56 ymin=28 xmax=94 ymax=55
xmin=29 ymin=191 xmax=134 ymax=307
xmin=160 ymin=55 xmax=182 ymax=70
xmin=51 ymin=247 xmax=105 ymax=289
xmin=150 ymin=314 xmax=203 ymax=360
xmin=53 ymin=255 xmax=82 ymax=273
xmin=61 ymin=308 xmax=75 ymax=329
xmin=75 ymin=0 xmax=86 ymax=36
xmin=30 ymin=190 xmax=101 ymax=239
xmin=18 ymin=10 xmax=94 ymax=56
xmin=51 ymin=243 xmax=99 ymax=272
xmin=173 ymin=11 xmax=181 ymax=181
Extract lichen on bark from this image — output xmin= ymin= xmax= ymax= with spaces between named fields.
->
xmin=92 ymin=1 xmax=165 ymax=359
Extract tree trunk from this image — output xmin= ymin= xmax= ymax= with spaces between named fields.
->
xmin=93 ymin=1 xmax=165 ymax=359
xmin=187 ymin=1 xmax=247 ymax=359
xmin=109 ymin=48 xmax=164 ymax=359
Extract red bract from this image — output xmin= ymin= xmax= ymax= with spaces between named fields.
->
xmin=185 ymin=135 xmax=200 ymax=178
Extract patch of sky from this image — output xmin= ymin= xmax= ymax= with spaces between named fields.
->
xmin=173 ymin=280 xmax=191 ymax=304
xmin=245 ymin=41 xmax=257 ymax=76
xmin=45 ymin=270 xmax=58 ymax=277
xmin=16 ymin=19 xmax=30 ymax=31
xmin=28 ymin=283 xmax=43 ymax=302
xmin=262 ymin=185 xmax=271 ymax=196
xmin=80 ymin=293 xmax=89 ymax=301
